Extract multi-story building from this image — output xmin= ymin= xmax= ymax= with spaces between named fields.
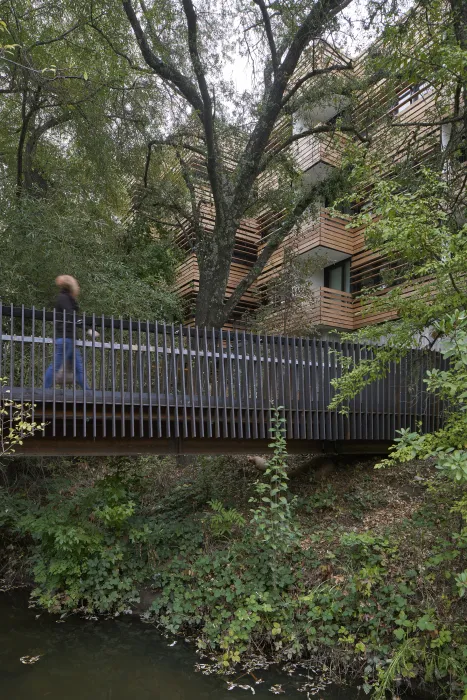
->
xmin=173 ymin=44 xmax=446 ymax=334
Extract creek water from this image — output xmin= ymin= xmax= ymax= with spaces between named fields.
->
xmin=0 ymin=591 xmax=361 ymax=699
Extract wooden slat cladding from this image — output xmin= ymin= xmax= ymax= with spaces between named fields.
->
xmin=175 ymin=255 xmax=259 ymax=328
xmin=257 ymin=209 xmax=358 ymax=291
xmin=293 ymin=131 xmax=348 ymax=173
xmin=257 ymin=287 xmax=356 ymax=333
xmin=175 ymin=256 xmax=258 ymax=305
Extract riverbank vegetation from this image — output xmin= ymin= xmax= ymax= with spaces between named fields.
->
xmin=1 ymin=418 xmax=467 ymax=698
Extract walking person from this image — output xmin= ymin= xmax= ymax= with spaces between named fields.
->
xmin=44 ymin=275 xmax=89 ymax=390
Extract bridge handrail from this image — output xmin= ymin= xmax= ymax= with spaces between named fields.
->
xmin=0 ymin=301 xmax=447 ymax=444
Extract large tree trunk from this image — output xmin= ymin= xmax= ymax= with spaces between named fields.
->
xmin=195 ymin=222 xmax=237 ymax=327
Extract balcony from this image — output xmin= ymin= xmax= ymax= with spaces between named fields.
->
xmin=257 ymin=286 xmax=355 ymax=334
xmin=311 ymin=287 xmax=354 ymax=330
xmin=257 ymin=208 xmax=357 ymax=290
xmin=293 ymin=132 xmax=348 ymax=184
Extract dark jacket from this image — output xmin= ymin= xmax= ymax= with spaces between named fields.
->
xmin=55 ymin=291 xmax=81 ymax=339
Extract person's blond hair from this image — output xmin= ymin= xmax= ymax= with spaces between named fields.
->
xmin=55 ymin=275 xmax=80 ymax=298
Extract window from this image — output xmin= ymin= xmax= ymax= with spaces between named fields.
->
xmin=395 ymin=83 xmax=431 ymax=115
xmin=324 ymin=259 xmax=350 ymax=293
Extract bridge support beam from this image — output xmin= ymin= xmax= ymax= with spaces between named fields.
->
xmin=13 ymin=437 xmax=393 ymax=457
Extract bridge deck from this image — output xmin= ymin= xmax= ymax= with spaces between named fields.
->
xmin=1 ymin=305 xmax=446 ymax=456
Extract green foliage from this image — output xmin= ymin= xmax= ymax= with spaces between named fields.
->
xmin=17 ymin=473 xmax=151 ymax=614
xmin=297 ymin=484 xmax=337 ymax=514
xmin=206 ymin=500 xmax=246 ymax=540
xmin=0 ymin=194 xmax=181 ymax=320
xmin=0 ymin=378 xmax=44 ymax=457
xmin=249 ymin=408 xmax=301 ymax=556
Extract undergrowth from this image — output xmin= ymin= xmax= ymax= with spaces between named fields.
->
xmin=0 ymin=412 xmax=466 ymax=697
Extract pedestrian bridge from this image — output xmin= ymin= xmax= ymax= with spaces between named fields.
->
xmin=0 ymin=305 xmax=445 ymax=456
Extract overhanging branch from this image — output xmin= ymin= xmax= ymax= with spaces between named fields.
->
xmin=281 ymin=63 xmax=353 ymax=107
xmin=222 ymin=185 xmax=325 ymax=319
xmin=253 ymin=0 xmax=279 ymax=73
xmin=122 ymin=0 xmax=204 ymax=114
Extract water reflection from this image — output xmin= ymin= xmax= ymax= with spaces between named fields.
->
xmin=0 ymin=592 xmax=359 ymax=699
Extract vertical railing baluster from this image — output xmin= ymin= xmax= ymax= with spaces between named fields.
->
xmin=31 ymin=306 xmax=35 ymax=426
xmin=100 ymin=315 xmax=106 ymax=438
xmin=270 ymin=335 xmax=277 ymax=416
xmin=202 ymin=328 xmax=212 ymax=438
xmin=82 ymin=311 xmax=87 ymax=437
xmin=155 ymin=321 xmax=162 ymax=438
xmin=180 ymin=324 xmax=188 ymax=439
xmin=111 ymin=316 xmax=117 ymax=438
xmin=316 ymin=339 xmax=325 ymax=440
xmin=0 ymin=304 xmax=2 ymax=390
xmin=7 ymin=303 xmax=14 ymax=414
xmin=51 ymin=307 xmax=56 ymax=436
xmin=277 ymin=337 xmax=285 ymax=414
xmin=283 ymin=336 xmax=292 ymax=439
xmin=234 ymin=330 xmax=242 ymax=439
xmin=306 ymin=338 xmax=319 ymax=440
xmin=297 ymin=337 xmax=306 ymax=440
xmin=291 ymin=337 xmax=299 ymax=439
xmin=42 ymin=308 xmax=46 ymax=435
xmin=187 ymin=327 xmax=196 ymax=438
xmin=120 ymin=319 xmax=126 ymax=438
xmin=303 ymin=338 xmax=312 ymax=440
xmin=62 ymin=307 xmax=66 ymax=437
xmin=0 ymin=305 xmax=3 ymax=404
xmin=218 ymin=329 xmax=228 ymax=438
xmin=128 ymin=318 xmax=135 ymax=438
xmin=263 ymin=333 xmax=271 ymax=438
xmin=72 ymin=309 xmax=77 ymax=437
xmin=170 ymin=324 xmax=179 ymax=439
xmin=20 ymin=306 xmax=25 ymax=435
xmin=323 ymin=340 xmax=332 ymax=439
xmin=195 ymin=326 xmax=204 ymax=438
xmin=212 ymin=328 xmax=220 ymax=438
xmin=256 ymin=333 xmax=265 ymax=440
xmin=241 ymin=331 xmax=250 ymax=439
xmin=146 ymin=321 xmax=153 ymax=439
xmin=7 ymin=303 xmax=13 ymax=412
xmin=137 ymin=320 xmax=144 ymax=438
xmin=162 ymin=322 xmax=170 ymax=438
xmin=92 ymin=313 xmax=97 ymax=439
xmin=248 ymin=332 xmax=258 ymax=440
xmin=226 ymin=329 xmax=235 ymax=439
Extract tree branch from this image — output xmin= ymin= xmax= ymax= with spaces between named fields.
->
xmin=180 ymin=0 xmax=224 ymax=222
xmin=223 ymin=186 xmax=324 ymax=319
xmin=232 ymin=0 xmax=353 ymax=219
xmin=89 ymin=22 xmax=152 ymax=72
xmin=175 ymin=149 xmax=204 ymax=243
xmin=253 ymin=0 xmax=278 ymax=73
xmin=143 ymin=137 xmax=207 ymax=188
xmin=27 ymin=20 xmax=83 ymax=49
xmin=122 ymin=0 xmax=204 ymax=114
xmin=281 ymin=63 xmax=353 ymax=107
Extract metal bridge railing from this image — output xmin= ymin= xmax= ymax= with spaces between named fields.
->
xmin=0 ymin=304 xmax=445 ymax=442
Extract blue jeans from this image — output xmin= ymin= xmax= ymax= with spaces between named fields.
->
xmin=45 ymin=338 xmax=89 ymax=390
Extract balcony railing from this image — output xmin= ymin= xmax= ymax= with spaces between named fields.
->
xmin=293 ymin=132 xmax=347 ymax=174
xmin=310 ymin=287 xmax=355 ymax=330
xmin=257 ymin=209 xmax=356 ymax=291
